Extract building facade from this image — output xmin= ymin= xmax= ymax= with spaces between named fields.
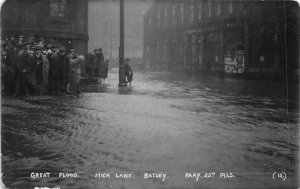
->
xmin=143 ymin=0 xmax=299 ymax=79
xmin=88 ymin=0 xmax=153 ymax=69
xmin=1 ymin=0 xmax=89 ymax=53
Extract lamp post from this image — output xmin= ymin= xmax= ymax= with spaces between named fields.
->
xmin=119 ymin=0 xmax=127 ymax=86
xmin=110 ymin=20 xmax=113 ymax=61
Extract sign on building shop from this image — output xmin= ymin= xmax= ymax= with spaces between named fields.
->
xmin=224 ymin=49 xmax=245 ymax=74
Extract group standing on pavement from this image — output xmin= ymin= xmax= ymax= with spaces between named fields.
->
xmin=1 ymin=34 xmax=133 ymax=97
xmin=1 ymin=34 xmax=85 ymax=97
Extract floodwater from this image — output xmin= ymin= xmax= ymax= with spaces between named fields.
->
xmin=1 ymin=71 xmax=299 ymax=189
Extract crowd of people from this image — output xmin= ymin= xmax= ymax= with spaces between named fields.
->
xmin=1 ymin=35 xmax=85 ymax=97
xmin=1 ymin=34 xmax=133 ymax=97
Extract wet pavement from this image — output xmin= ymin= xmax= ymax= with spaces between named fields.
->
xmin=1 ymin=71 xmax=299 ymax=189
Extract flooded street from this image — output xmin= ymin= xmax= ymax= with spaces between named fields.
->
xmin=1 ymin=71 xmax=299 ymax=189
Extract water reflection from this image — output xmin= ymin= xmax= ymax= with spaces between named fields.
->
xmin=1 ymin=72 xmax=298 ymax=189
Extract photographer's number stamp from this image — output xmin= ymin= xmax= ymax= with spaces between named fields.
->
xmin=272 ymin=171 xmax=287 ymax=182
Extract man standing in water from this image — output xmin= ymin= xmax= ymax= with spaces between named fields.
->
xmin=125 ymin=58 xmax=133 ymax=86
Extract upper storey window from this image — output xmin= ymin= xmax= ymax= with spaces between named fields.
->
xmin=190 ymin=1 xmax=194 ymax=22
xmin=180 ymin=2 xmax=184 ymax=24
xmin=164 ymin=7 xmax=167 ymax=27
xmin=229 ymin=2 xmax=233 ymax=13
xmin=157 ymin=10 xmax=160 ymax=29
xmin=172 ymin=3 xmax=176 ymax=25
xmin=198 ymin=2 xmax=202 ymax=20
xmin=217 ymin=2 xmax=221 ymax=16
xmin=208 ymin=0 xmax=212 ymax=18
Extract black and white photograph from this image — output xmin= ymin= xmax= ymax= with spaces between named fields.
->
xmin=0 ymin=0 xmax=299 ymax=188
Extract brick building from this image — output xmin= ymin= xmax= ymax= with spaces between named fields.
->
xmin=1 ymin=0 xmax=89 ymax=53
xmin=143 ymin=0 xmax=299 ymax=79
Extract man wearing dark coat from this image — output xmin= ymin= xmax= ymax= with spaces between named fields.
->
xmin=56 ymin=46 xmax=68 ymax=94
xmin=96 ymin=48 xmax=105 ymax=84
xmin=13 ymin=44 xmax=35 ymax=96
xmin=5 ymin=43 xmax=18 ymax=94
xmin=87 ymin=50 xmax=97 ymax=79
xmin=94 ymin=49 xmax=102 ymax=79
xmin=1 ymin=50 xmax=9 ymax=95
xmin=85 ymin=53 xmax=94 ymax=79
xmin=48 ymin=45 xmax=59 ymax=94
xmin=33 ymin=45 xmax=49 ymax=95
xmin=98 ymin=60 xmax=109 ymax=85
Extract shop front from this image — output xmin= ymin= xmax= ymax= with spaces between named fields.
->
xmin=223 ymin=22 xmax=245 ymax=74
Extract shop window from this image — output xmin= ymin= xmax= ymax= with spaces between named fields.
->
xmin=50 ymin=0 xmax=68 ymax=17
xmin=259 ymin=56 xmax=264 ymax=62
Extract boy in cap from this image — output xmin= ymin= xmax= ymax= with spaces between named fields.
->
xmin=125 ymin=58 xmax=133 ymax=86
